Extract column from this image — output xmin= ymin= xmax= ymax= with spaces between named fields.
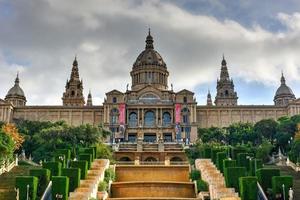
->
xmin=156 ymin=108 xmax=159 ymax=125
xmin=160 ymin=108 xmax=163 ymax=126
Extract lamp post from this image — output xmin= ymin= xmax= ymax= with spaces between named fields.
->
xmin=282 ymin=184 xmax=286 ymax=200
xmin=26 ymin=184 xmax=29 ymax=200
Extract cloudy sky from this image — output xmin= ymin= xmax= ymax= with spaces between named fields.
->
xmin=1 ymin=0 xmax=300 ymax=105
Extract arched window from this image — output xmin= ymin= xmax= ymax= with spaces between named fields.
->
xmin=162 ymin=112 xmax=171 ymax=126
xmin=129 ymin=112 xmax=137 ymax=127
xmin=110 ymin=108 xmax=119 ymax=124
xmin=144 ymin=111 xmax=155 ymax=127
xmin=71 ymin=91 xmax=75 ymax=96
xmin=182 ymin=108 xmax=190 ymax=124
xmin=113 ymin=97 xmax=117 ymax=103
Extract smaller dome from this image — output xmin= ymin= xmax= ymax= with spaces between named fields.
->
xmin=275 ymin=74 xmax=295 ymax=97
xmin=6 ymin=74 xmax=25 ymax=97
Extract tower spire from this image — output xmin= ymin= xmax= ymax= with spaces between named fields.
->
xmin=86 ymin=89 xmax=93 ymax=106
xmin=207 ymin=89 xmax=212 ymax=106
xmin=145 ymin=28 xmax=154 ymax=49
xmin=281 ymin=71 xmax=286 ymax=84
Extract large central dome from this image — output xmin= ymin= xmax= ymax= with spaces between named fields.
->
xmin=130 ymin=30 xmax=169 ymax=91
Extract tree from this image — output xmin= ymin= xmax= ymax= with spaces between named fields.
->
xmin=253 ymin=119 xmax=278 ymax=143
xmin=2 ymin=123 xmax=24 ymax=150
xmin=0 ymin=129 xmax=15 ymax=162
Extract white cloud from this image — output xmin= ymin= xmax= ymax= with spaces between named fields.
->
xmin=0 ymin=0 xmax=300 ymax=105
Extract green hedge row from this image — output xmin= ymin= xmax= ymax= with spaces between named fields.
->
xmin=211 ymin=148 xmax=224 ymax=164
xmin=61 ymin=168 xmax=81 ymax=192
xmin=223 ymin=159 xmax=236 ymax=174
xmin=42 ymin=161 xmax=62 ymax=178
xmin=239 ymin=176 xmax=257 ymax=200
xmin=256 ymin=168 xmax=280 ymax=191
xmin=248 ymin=159 xmax=263 ymax=176
xmin=70 ymin=160 xmax=88 ymax=179
xmin=54 ymin=154 xmax=67 ymax=168
xmin=224 ymin=167 xmax=246 ymax=192
xmin=55 ymin=149 xmax=71 ymax=161
xmin=216 ymin=152 xmax=227 ymax=173
xmin=52 ymin=176 xmax=69 ymax=200
xmin=15 ymin=176 xmax=38 ymax=200
xmin=79 ymin=153 xmax=92 ymax=169
xmin=272 ymin=176 xmax=293 ymax=200
xmin=79 ymin=148 xmax=95 ymax=161
xmin=29 ymin=169 xmax=50 ymax=198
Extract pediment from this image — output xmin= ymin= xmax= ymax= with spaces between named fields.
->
xmin=0 ymin=99 xmax=7 ymax=104
xmin=176 ymin=89 xmax=194 ymax=95
xmin=106 ymin=89 xmax=124 ymax=95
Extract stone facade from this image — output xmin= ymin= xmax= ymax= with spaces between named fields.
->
xmin=1 ymin=30 xmax=300 ymax=143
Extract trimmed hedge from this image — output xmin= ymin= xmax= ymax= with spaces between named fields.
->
xmin=272 ymin=176 xmax=293 ymax=200
xmin=211 ymin=148 xmax=224 ymax=164
xmin=202 ymin=146 xmax=212 ymax=158
xmin=55 ymin=149 xmax=71 ymax=161
xmin=79 ymin=148 xmax=95 ymax=160
xmin=216 ymin=152 xmax=227 ymax=173
xmin=52 ymin=176 xmax=69 ymax=200
xmin=237 ymin=153 xmax=254 ymax=170
xmin=256 ymin=168 xmax=280 ymax=191
xmin=249 ymin=159 xmax=263 ymax=176
xmin=29 ymin=169 xmax=50 ymax=197
xmin=54 ymin=154 xmax=67 ymax=168
xmin=61 ymin=168 xmax=81 ymax=192
xmin=70 ymin=160 xmax=88 ymax=179
xmin=224 ymin=167 xmax=246 ymax=192
xmin=79 ymin=153 xmax=92 ymax=169
xmin=15 ymin=176 xmax=38 ymax=200
xmin=92 ymin=146 xmax=97 ymax=158
xmin=239 ymin=176 xmax=258 ymax=200
xmin=42 ymin=161 xmax=62 ymax=177
xmin=231 ymin=147 xmax=247 ymax=160
xmin=223 ymin=159 xmax=236 ymax=174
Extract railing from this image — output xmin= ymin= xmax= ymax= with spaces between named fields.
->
xmin=257 ymin=182 xmax=268 ymax=200
xmin=139 ymin=161 xmax=165 ymax=165
xmin=41 ymin=181 xmax=52 ymax=200
xmin=0 ymin=160 xmax=16 ymax=175
xmin=286 ymin=158 xmax=300 ymax=172
xmin=170 ymin=161 xmax=189 ymax=165
xmin=116 ymin=161 xmax=135 ymax=165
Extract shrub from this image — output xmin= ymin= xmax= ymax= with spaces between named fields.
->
xmin=70 ymin=160 xmax=88 ymax=179
xmin=239 ymin=176 xmax=258 ymax=200
xmin=42 ymin=161 xmax=62 ymax=177
xmin=104 ymin=168 xmax=116 ymax=183
xmin=189 ymin=170 xmax=201 ymax=181
xmin=15 ymin=176 xmax=38 ymax=200
xmin=61 ymin=168 xmax=81 ymax=192
xmin=196 ymin=179 xmax=209 ymax=192
xmin=52 ymin=176 xmax=69 ymax=200
xmin=55 ymin=149 xmax=71 ymax=161
xmin=256 ymin=168 xmax=280 ymax=191
xmin=216 ymin=152 xmax=227 ymax=173
xmin=231 ymin=146 xmax=247 ymax=160
xmin=237 ymin=153 xmax=254 ymax=170
xmin=211 ymin=148 xmax=224 ymax=164
xmin=54 ymin=154 xmax=67 ymax=168
xmin=96 ymin=143 xmax=113 ymax=160
xmin=248 ymin=159 xmax=263 ymax=176
xmin=78 ymin=153 xmax=92 ymax=169
xmin=29 ymin=169 xmax=50 ymax=197
xmin=223 ymin=159 xmax=236 ymax=174
xmin=224 ymin=167 xmax=246 ymax=192
xmin=98 ymin=181 xmax=108 ymax=191
xmin=202 ymin=146 xmax=211 ymax=158
xmin=272 ymin=176 xmax=293 ymax=200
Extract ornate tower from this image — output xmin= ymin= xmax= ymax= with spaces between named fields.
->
xmin=62 ymin=57 xmax=85 ymax=106
xmin=86 ymin=90 xmax=93 ymax=106
xmin=274 ymin=72 xmax=295 ymax=106
xmin=130 ymin=29 xmax=169 ymax=91
xmin=206 ymin=90 xmax=212 ymax=106
xmin=5 ymin=73 xmax=27 ymax=107
xmin=215 ymin=55 xmax=238 ymax=106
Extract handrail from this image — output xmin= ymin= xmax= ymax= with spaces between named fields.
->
xmin=41 ymin=181 xmax=52 ymax=200
xmin=0 ymin=160 xmax=16 ymax=175
xmin=257 ymin=182 xmax=268 ymax=200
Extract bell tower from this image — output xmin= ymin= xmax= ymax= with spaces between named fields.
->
xmin=62 ymin=57 xmax=85 ymax=106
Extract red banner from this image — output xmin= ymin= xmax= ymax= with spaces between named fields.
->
xmin=119 ymin=103 xmax=126 ymax=124
xmin=175 ymin=103 xmax=181 ymax=123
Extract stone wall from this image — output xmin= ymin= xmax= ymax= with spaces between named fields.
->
xmin=12 ymin=106 xmax=104 ymax=126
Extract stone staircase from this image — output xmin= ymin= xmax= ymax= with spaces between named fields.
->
xmin=108 ymin=165 xmax=198 ymax=199
xmin=0 ymin=165 xmax=40 ymax=200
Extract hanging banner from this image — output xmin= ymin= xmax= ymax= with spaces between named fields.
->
xmin=119 ymin=103 xmax=126 ymax=125
xmin=175 ymin=103 xmax=181 ymax=123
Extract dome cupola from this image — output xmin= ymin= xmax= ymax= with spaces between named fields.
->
xmin=5 ymin=73 xmax=27 ymax=106
xmin=274 ymin=72 xmax=296 ymax=106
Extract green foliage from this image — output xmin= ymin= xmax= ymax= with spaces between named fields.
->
xmin=255 ymin=141 xmax=273 ymax=163
xmin=226 ymin=122 xmax=256 ymax=145
xmin=272 ymin=176 xmax=293 ymax=200
xmin=79 ymin=148 xmax=95 ymax=161
xmin=231 ymin=146 xmax=247 ymax=160
xmin=223 ymin=159 xmax=236 ymax=174
xmin=42 ymin=161 xmax=62 ymax=177
xmin=104 ymin=168 xmax=116 ymax=183
xmin=216 ymin=152 xmax=227 ymax=172
xmin=224 ymin=167 xmax=246 ymax=192
xmin=0 ymin=128 xmax=15 ymax=163
xmin=61 ymin=168 xmax=81 ymax=192
xmin=96 ymin=143 xmax=113 ymax=160
xmin=196 ymin=179 xmax=208 ymax=192
xmin=248 ymin=159 xmax=263 ymax=176
xmin=189 ymin=170 xmax=201 ymax=181
xmin=54 ymin=154 xmax=67 ymax=168
xmin=15 ymin=176 xmax=38 ymax=200
xmin=237 ymin=153 xmax=254 ymax=171
xmin=239 ymin=176 xmax=258 ymax=200
xmin=289 ymin=139 xmax=300 ymax=163
xmin=29 ymin=169 xmax=50 ymax=198
xmin=256 ymin=168 xmax=280 ymax=191
xmin=98 ymin=181 xmax=108 ymax=192
xmin=52 ymin=176 xmax=69 ymax=200
xmin=198 ymin=127 xmax=225 ymax=143
xmin=211 ymin=148 xmax=225 ymax=164
xmin=55 ymin=149 xmax=71 ymax=161
xmin=70 ymin=161 xmax=88 ymax=179
xmin=79 ymin=153 xmax=92 ymax=169
xmin=254 ymin=119 xmax=278 ymax=142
